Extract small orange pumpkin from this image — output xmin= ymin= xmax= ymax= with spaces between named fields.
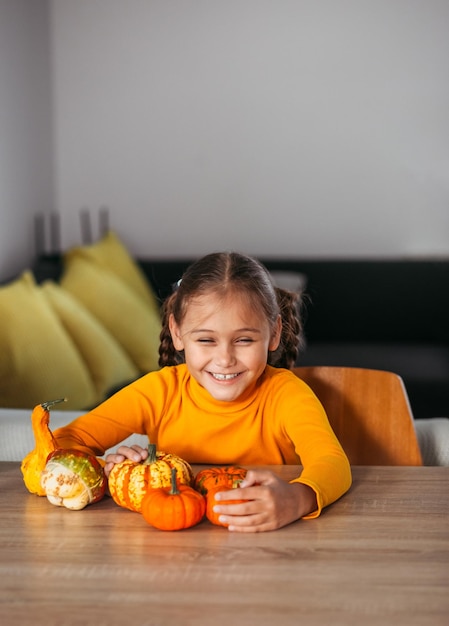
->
xmin=108 ymin=443 xmax=194 ymax=512
xmin=194 ymin=465 xmax=247 ymax=495
xmin=206 ymin=485 xmax=246 ymax=527
xmin=141 ymin=468 xmax=206 ymax=531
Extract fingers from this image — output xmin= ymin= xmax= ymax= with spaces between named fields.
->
xmin=103 ymin=445 xmax=148 ymax=477
xmin=213 ymin=470 xmax=277 ymax=506
xmin=212 ymin=481 xmax=276 ymax=531
xmin=104 ymin=462 xmax=113 ymax=478
xmin=108 ymin=444 xmax=147 ymax=463
xmin=238 ymin=469 xmax=277 ymax=489
xmin=216 ymin=506 xmax=277 ymax=533
xmin=121 ymin=444 xmax=148 ymax=461
xmin=211 ymin=470 xmax=302 ymax=532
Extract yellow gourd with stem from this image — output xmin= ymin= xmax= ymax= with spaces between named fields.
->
xmin=21 ymin=398 xmax=66 ymax=496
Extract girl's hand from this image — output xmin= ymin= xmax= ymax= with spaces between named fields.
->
xmin=212 ymin=469 xmax=318 ymax=532
xmin=103 ymin=444 xmax=148 ymax=478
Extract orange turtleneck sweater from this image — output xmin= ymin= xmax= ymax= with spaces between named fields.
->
xmin=54 ymin=364 xmax=351 ymax=517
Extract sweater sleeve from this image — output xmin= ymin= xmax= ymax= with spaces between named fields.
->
xmin=52 ymin=370 xmax=169 ymax=456
xmin=275 ymin=372 xmax=352 ymax=517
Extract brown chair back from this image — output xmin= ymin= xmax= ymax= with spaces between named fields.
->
xmin=292 ymin=366 xmax=423 ymax=465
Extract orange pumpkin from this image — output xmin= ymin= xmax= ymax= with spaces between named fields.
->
xmin=141 ymin=468 xmax=206 ymax=531
xmin=108 ymin=443 xmax=194 ymax=512
xmin=206 ymin=485 xmax=246 ymax=527
xmin=194 ymin=465 xmax=247 ymax=495
xmin=21 ymin=398 xmax=65 ymax=496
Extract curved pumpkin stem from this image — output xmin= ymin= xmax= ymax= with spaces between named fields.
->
xmin=41 ymin=397 xmax=67 ymax=411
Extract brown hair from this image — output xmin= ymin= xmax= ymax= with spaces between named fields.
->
xmin=158 ymin=252 xmax=304 ymax=369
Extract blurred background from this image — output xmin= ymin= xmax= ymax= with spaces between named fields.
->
xmin=1 ymin=0 xmax=448 ymax=281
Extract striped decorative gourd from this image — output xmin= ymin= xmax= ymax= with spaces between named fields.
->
xmin=108 ymin=443 xmax=194 ymax=512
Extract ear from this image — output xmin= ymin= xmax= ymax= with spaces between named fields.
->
xmin=169 ymin=314 xmax=185 ymax=351
xmin=269 ymin=315 xmax=282 ymax=351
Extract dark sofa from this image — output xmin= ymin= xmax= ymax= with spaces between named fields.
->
xmin=32 ymin=254 xmax=449 ymax=420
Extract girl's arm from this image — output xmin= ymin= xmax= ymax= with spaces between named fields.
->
xmin=52 ymin=370 xmax=165 ymax=457
xmin=211 ymin=372 xmax=352 ymax=531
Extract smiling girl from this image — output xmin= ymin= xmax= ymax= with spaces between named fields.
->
xmin=53 ymin=252 xmax=351 ymax=531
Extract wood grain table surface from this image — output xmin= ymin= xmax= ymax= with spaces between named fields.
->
xmin=1 ymin=463 xmax=448 ymax=626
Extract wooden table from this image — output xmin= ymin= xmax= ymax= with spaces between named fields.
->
xmin=1 ymin=463 xmax=448 ymax=626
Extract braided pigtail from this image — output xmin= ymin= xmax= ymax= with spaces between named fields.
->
xmin=268 ymin=287 xmax=304 ymax=369
xmin=158 ymin=292 xmax=185 ymax=367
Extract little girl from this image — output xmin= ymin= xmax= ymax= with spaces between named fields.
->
xmin=54 ymin=251 xmax=351 ymax=532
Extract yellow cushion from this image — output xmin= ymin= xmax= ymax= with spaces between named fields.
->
xmin=64 ymin=231 xmax=160 ymax=313
xmin=41 ymin=281 xmax=139 ymax=400
xmin=0 ymin=272 xmax=97 ymax=410
xmin=60 ymin=257 xmax=161 ymax=373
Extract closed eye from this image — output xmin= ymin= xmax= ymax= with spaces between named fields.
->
xmin=195 ymin=337 xmax=255 ymax=344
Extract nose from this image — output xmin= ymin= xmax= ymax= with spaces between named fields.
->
xmin=214 ymin=342 xmax=236 ymax=367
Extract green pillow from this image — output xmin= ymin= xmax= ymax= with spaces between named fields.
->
xmin=41 ymin=281 xmax=139 ymax=399
xmin=60 ymin=257 xmax=161 ymax=373
xmin=0 ymin=272 xmax=97 ymax=410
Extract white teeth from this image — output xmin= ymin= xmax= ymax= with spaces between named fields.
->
xmin=212 ymin=373 xmax=239 ymax=380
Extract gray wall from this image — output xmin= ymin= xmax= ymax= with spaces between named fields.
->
xmin=1 ymin=1 xmax=448 ymax=281
xmin=0 ymin=0 xmax=53 ymax=281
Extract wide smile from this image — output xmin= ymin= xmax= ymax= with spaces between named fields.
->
xmin=208 ymin=372 xmax=242 ymax=381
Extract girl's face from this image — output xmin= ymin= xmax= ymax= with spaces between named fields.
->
xmin=169 ymin=291 xmax=281 ymax=402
